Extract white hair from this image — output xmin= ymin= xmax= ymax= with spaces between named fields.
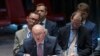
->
xmin=32 ymin=24 xmax=48 ymax=34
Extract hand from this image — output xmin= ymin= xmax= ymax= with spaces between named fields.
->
xmin=71 ymin=53 xmax=75 ymax=56
xmin=24 ymin=54 xmax=30 ymax=56
xmin=71 ymin=53 xmax=78 ymax=56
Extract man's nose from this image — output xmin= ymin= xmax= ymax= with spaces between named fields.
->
xmin=38 ymin=11 xmax=41 ymax=14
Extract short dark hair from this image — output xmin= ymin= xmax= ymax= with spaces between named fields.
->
xmin=71 ymin=11 xmax=83 ymax=22
xmin=36 ymin=3 xmax=47 ymax=11
xmin=28 ymin=12 xmax=40 ymax=18
xmin=77 ymin=3 xmax=89 ymax=13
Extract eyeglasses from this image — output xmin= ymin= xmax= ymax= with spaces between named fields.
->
xmin=29 ymin=18 xmax=39 ymax=21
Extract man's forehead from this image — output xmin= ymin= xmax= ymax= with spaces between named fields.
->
xmin=29 ymin=13 xmax=39 ymax=18
xmin=36 ymin=6 xmax=46 ymax=11
xmin=33 ymin=30 xmax=44 ymax=34
xmin=32 ymin=25 xmax=45 ymax=31
xmin=73 ymin=14 xmax=81 ymax=19
xmin=29 ymin=13 xmax=38 ymax=16
xmin=37 ymin=5 xmax=45 ymax=8
xmin=73 ymin=15 xmax=82 ymax=22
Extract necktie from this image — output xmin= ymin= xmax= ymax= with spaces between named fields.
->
xmin=27 ymin=32 xmax=31 ymax=38
xmin=67 ymin=31 xmax=78 ymax=56
xmin=37 ymin=43 xmax=43 ymax=56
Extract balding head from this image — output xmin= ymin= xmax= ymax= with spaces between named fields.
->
xmin=32 ymin=24 xmax=47 ymax=44
xmin=32 ymin=24 xmax=45 ymax=32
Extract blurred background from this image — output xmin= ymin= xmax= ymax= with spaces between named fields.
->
xmin=0 ymin=0 xmax=100 ymax=56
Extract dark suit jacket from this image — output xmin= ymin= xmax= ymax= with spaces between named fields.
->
xmin=16 ymin=35 xmax=62 ymax=56
xmin=45 ymin=19 xmax=58 ymax=37
xmin=83 ymin=20 xmax=98 ymax=49
xmin=58 ymin=23 xmax=92 ymax=56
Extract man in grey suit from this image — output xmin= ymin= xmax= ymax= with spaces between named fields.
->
xmin=13 ymin=12 xmax=40 ymax=55
xmin=35 ymin=3 xmax=58 ymax=37
xmin=16 ymin=24 xmax=62 ymax=56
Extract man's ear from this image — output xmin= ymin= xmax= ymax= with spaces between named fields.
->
xmin=26 ymin=16 xmax=29 ymax=21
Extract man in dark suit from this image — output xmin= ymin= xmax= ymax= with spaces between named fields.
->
xmin=35 ymin=3 xmax=58 ymax=37
xmin=76 ymin=3 xmax=98 ymax=50
xmin=16 ymin=24 xmax=62 ymax=56
xmin=82 ymin=14 xmax=97 ymax=50
xmin=58 ymin=12 xmax=92 ymax=56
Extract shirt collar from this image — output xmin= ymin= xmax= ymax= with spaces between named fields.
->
xmin=27 ymin=27 xmax=31 ymax=33
xmin=82 ymin=20 xmax=86 ymax=25
xmin=70 ymin=24 xmax=78 ymax=31
xmin=42 ymin=18 xmax=46 ymax=24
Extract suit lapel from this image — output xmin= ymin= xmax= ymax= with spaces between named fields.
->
xmin=45 ymin=19 xmax=48 ymax=29
xmin=30 ymin=39 xmax=37 ymax=56
xmin=23 ymin=28 xmax=28 ymax=38
xmin=66 ymin=25 xmax=70 ymax=48
xmin=44 ymin=36 xmax=50 ymax=56
xmin=19 ymin=28 xmax=28 ymax=45
xmin=77 ymin=26 xmax=83 ymax=48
